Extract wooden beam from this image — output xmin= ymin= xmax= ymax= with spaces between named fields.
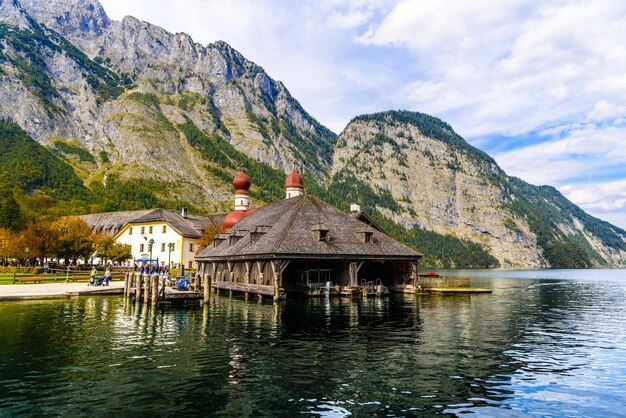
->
xmin=244 ymin=261 xmax=252 ymax=285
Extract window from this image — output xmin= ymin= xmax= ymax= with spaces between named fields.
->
xmin=141 ymin=226 xmax=145 ymax=234
xmin=140 ymin=243 xmax=145 ymax=252
xmin=311 ymin=223 xmax=330 ymax=242
xmin=162 ymin=225 xmax=167 ymax=233
xmin=189 ymin=243 xmax=194 ymax=252
xmin=148 ymin=226 xmax=153 ymax=234
xmin=129 ymin=227 xmax=133 ymax=235
xmin=365 ymin=232 xmax=373 ymax=243
xmin=161 ymin=243 xmax=165 ymax=252
xmin=188 ymin=261 xmax=193 ymax=268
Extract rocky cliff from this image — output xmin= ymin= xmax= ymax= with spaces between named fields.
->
xmin=1 ymin=0 xmax=626 ymax=267
xmin=0 ymin=0 xmax=335 ymax=212
xmin=332 ymin=111 xmax=626 ymax=267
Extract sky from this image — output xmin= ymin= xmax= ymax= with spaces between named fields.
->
xmin=98 ymin=0 xmax=626 ymax=230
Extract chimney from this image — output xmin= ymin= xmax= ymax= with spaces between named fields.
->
xmin=181 ymin=207 xmax=188 ymax=218
xmin=350 ymin=203 xmax=361 ymax=213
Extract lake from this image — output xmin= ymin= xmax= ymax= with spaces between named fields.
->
xmin=0 ymin=269 xmax=625 ymax=417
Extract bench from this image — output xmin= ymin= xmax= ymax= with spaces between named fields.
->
xmin=13 ymin=276 xmax=44 ymax=284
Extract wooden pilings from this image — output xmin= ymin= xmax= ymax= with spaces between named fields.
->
xmin=124 ymin=272 xmax=202 ymax=305
xmin=203 ymin=274 xmax=210 ymax=303
xmin=150 ymin=276 xmax=158 ymax=306
xmin=136 ymin=273 xmax=143 ymax=302
xmin=143 ymin=275 xmax=151 ymax=304
xmin=124 ymin=272 xmax=132 ymax=298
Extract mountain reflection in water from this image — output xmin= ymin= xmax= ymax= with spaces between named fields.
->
xmin=0 ymin=269 xmax=624 ymax=417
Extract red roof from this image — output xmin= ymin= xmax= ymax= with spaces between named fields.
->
xmin=220 ymin=208 xmax=256 ymax=232
xmin=285 ymin=170 xmax=303 ymax=188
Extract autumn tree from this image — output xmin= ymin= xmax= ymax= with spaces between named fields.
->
xmin=0 ymin=227 xmax=17 ymax=264
xmin=20 ymin=221 xmax=60 ymax=265
xmin=52 ymin=217 xmax=94 ymax=265
xmin=197 ymin=221 xmax=221 ymax=252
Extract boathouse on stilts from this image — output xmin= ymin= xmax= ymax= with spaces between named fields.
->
xmin=195 ymin=171 xmax=423 ymax=301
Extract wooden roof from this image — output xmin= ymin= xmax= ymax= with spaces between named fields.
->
xmin=196 ymin=194 xmax=421 ymax=261
xmin=78 ymin=210 xmax=153 ymax=237
xmin=350 ymin=211 xmax=386 ymax=233
xmin=78 ymin=209 xmax=224 ymax=238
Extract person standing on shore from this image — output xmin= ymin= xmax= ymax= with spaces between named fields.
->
xmin=90 ymin=267 xmax=97 ymax=286
xmin=104 ymin=267 xmax=111 ymax=286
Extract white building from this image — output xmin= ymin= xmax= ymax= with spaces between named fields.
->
xmin=79 ymin=208 xmax=224 ymax=270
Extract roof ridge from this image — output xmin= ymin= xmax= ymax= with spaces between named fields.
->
xmin=271 ymin=195 xmax=308 ymax=254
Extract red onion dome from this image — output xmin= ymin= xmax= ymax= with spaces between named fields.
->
xmin=220 ymin=209 xmax=256 ymax=232
xmin=285 ymin=170 xmax=304 ymax=188
xmin=221 ymin=210 xmax=248 ymax=232
xmin=233 ymin=172 xmax=251 ymax=193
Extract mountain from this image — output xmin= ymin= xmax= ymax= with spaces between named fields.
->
xmin=1 ymin=0 xmax=625 ymax=267
xmin=0 ymin=0 xmax=335 ymax=213
xmin=332 ymin=111 xmax=626 ymax=267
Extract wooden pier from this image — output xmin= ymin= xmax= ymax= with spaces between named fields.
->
xmin=123 ymin=272 xmax=490 ymax=305
xmin=124 ymin=272 xmax=203 ymax=305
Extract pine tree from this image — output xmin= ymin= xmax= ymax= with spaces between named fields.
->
xmin=0 ymin=193 xmax=25 ymax=231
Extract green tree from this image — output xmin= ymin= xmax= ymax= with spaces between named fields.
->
xmin=0 ymin=193 xmax=25 ymax=231
xmin=94 ymin=235 xmax=115 ymax=265
xmin=109 ymin=243 xmax=132 ymax=263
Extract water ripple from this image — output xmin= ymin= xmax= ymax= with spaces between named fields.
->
xmin=1 ymin=271 xmax=625 ymax=416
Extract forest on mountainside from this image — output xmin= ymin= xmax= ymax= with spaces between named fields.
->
xmin=0 ymin=120 xmax=191 ymax=225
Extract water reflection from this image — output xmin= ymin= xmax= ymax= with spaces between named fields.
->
xmin=0 ymin=270 xmax=625 ymax=416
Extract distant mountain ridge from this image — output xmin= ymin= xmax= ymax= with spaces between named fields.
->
xmin=1 ymin=0 xmax=625 ymax=267
xmin=332 ymin=111 xmax=626 ymax=267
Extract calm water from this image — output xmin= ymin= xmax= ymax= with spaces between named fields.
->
xmin=0 ymin=269 xmax=625 ymax=417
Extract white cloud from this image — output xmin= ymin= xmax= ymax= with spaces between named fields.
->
xmin=359 ymin=0 xmax=626 ymax=139
xmin=494 ymin=124 xmax=626 ymax=184
xmin=560 ymin=180 xmax=626 ymax=232
xmin=587 ymin=100 xmax=626 ymax=122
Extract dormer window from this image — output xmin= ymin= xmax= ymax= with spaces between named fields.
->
xmin=213 ymin=236 xmax=226 ymax=247
xmin=357 ymin=226 xmax=375 ymax=243
xmin=311 ymin=223 xmax=330 ymax=242
xmin=251 ymin=225 xmax=271 ymax=243
xmin=228 ymin=231 xmax=247 ymax=246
